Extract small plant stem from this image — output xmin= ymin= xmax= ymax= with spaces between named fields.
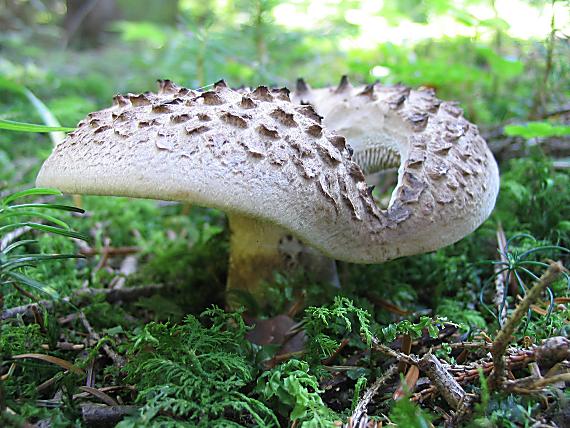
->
xmin=531 ymin=0 xmax=557 ymax=118
xmin=349 ymin=365 xmax=398 ymax=426
xmin=79 ymin=312 xmax=126 ymax=368
xmin=371 ymin=337 xmax=418 ymax=365
xmin=494 ymin=223 xmax=509 ymax=325
xmin=490 ymin=261 xmax=565 ymax=389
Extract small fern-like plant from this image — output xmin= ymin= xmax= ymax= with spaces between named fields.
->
xmin=117 ymin=307 xmax=278 ymax=427
xmin=0 ymin=188 xmax=86 ymax=300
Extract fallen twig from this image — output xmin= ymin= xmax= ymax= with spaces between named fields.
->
xmin=418 ymin=353 xmax=466 ymax=410
xmin=506 ymin=372 xmax=570 ymax=393
xmin=80 ymin=404 xmax=139 ymax=427
xmin=1 ymin=283 xmax=167 ymax=320
xmin=490 ymin=261 xmax=565 ymax=389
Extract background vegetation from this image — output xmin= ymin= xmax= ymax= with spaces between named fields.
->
xmin=1 ymin=0 xmax=569 ymax=426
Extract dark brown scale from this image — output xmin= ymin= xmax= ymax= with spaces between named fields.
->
xmin=406 ymin=112 xmax=428 ymax=128
xmin=114 ymin=129 xmax=129 ymax=138
xmin=435 ymin=191 xmax=454 ymax=204
xmin=431 ymin=139 xmax=453 ymax=154
xmin=439 ymin=102 xmax=463 ymax=118
xmin=94 ymin=125 xmax=111 ymax=134
xmin=398 ymin=172 xmax=425 ymax=203
xmin=270 ymin=108 xmax=297 ymax=127
xmin=129 ymin=94 xmax=151 ymax=106
xmin=198 ymin=113 xmax=212 ymax=121
xmin=112 ymin=111 xmax=129 ymax=121
xmin=257 ymin=124 xmax=280 ymax=139
xmin=200 ymin=91 xmax=224 ymax=105
xmin=177 ymin=88 xmax=193 ymax=96
xmin=296 ymin=105 xmax=322 ymax=123
xmin=221 ymin=112 xmax=248 ymax=128
xmin=138 ymin=119 xmax=159 ymax=128
xmin=406 ymin=150 xmax=425 ymax=167
xmin=88 ymin=118 xmax=100 ymax=127
xmin=171 ymin=114 xmax=191 ymax=124
xmin=327 ymin=135 xmax=346 ymax=150
xmin=387 ymin=202 xmax=411 ymax=224
xmin=388 ymin=94 xmax=407 ymax=109
xmin=240 ymin=96 xmax=257 ymax=109
xmin=271 ymin=87 xmax=291 ymax=101
xmin=157 ymin=79 xmax=178 ymax=94
xmin=347 ymin=162 xmax=366 ymax=182
xmin=164 ymin=98 xmax=183 ymax=105
xmin=112 ymin=95 xmax=129 ymax=107
xmin=214 ymin=79 xmax=228 ymax=89
xmin=305 ymin=124 xmax=323 ymax=137
xmin=251 ymin=86 xmax=273 ymax=102
xmin=186 ymin=125 xmax=210 ymax=135
xmin=152 ymin=104 xmax=172 ymax=113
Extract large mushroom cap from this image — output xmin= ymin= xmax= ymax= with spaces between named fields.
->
xmin=37 ymin=79 xmax=499 ymax=264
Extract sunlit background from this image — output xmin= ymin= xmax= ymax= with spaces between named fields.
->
xmin=1 ymin=0 xmax=568 ymax=126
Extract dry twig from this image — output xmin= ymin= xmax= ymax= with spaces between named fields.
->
xmin=418 ymin=353 xmax=466 ymax=410
xmin=490 ymin=261 xmax=565 ymax=388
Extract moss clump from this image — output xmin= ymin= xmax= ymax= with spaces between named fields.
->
xmin=117 ymin=307 xmax=277 ymax=427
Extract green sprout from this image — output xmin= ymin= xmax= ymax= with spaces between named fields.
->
xmin=479 ymin=233 xmax=569 ymax=331
xmin=0 ymin=188 xmax=87 ymax=300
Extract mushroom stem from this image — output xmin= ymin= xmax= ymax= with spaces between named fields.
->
xmin=227 ymin=213 xmax=339 ymax=306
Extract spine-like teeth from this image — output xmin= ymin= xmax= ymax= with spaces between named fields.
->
xmin=129 ymin=94 xmax=151 ymax=106
xmin=240 ymin=96 xmax=256 ymax=109
xmin=305 ymin=124 xmax=323 ymax=137
xmin=270 ymin=108 xmax=297 ymax=127
xmin=251 ymin=86 xmax=273 ymax=102
xmin=185 ymin=125 xmax=210 ymax=135
xmin=296 ymin=78 xmax=309 ymax=93
xmin=112 ymin=95 xmax=129 ymax=107
xmin=171 ymin=114 xmax=191 ymax=123
xmin=257 ymin=124 xmax=280 ymax=139
xmin=157 ymin=79 xmax=178 ymax=94
xmin=358 ymin=84 xmax=375 ymax=98
xmin=214 ymin=79 xmax=228 ymax=89
xmin=272 ymin=87 xmax=291 ymax=101
xmin=296 ymin=105 xmax=322 ymax=124
xmin=200 ymin=91 xmax=223 ymax=105
xmin=221 ymin=112 xmax=248 ymax=128
xmin=327 ymin=135 xmax=346 ymax=150
xmin=335 ymin=75 xmax=351 ymax=93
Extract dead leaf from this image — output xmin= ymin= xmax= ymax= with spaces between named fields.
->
xmin=393 ymin=365 xmax=420 ymax=400
xmin=13 ymin=353 xmax=84 ymax=375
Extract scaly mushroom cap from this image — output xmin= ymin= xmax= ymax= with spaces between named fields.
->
xmin=37 ymin=79 xmax=499 ymax=264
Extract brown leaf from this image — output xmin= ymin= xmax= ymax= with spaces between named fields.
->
xmin=13 ymin=353 xmax=84 ymax=375
xmin=393 ymin=365 xmax=420 ymax=400
xmin=79 ymin=386 xmax=119 ymax=406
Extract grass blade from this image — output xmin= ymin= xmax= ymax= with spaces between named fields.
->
xmin=0 ymin=119 xmax=74 ymax=133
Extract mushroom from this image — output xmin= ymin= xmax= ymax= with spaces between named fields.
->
xmin=293 ymin=76 xmax=463 ymax=176
xmin=36 ymin=79 xmax=499 ymax=302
